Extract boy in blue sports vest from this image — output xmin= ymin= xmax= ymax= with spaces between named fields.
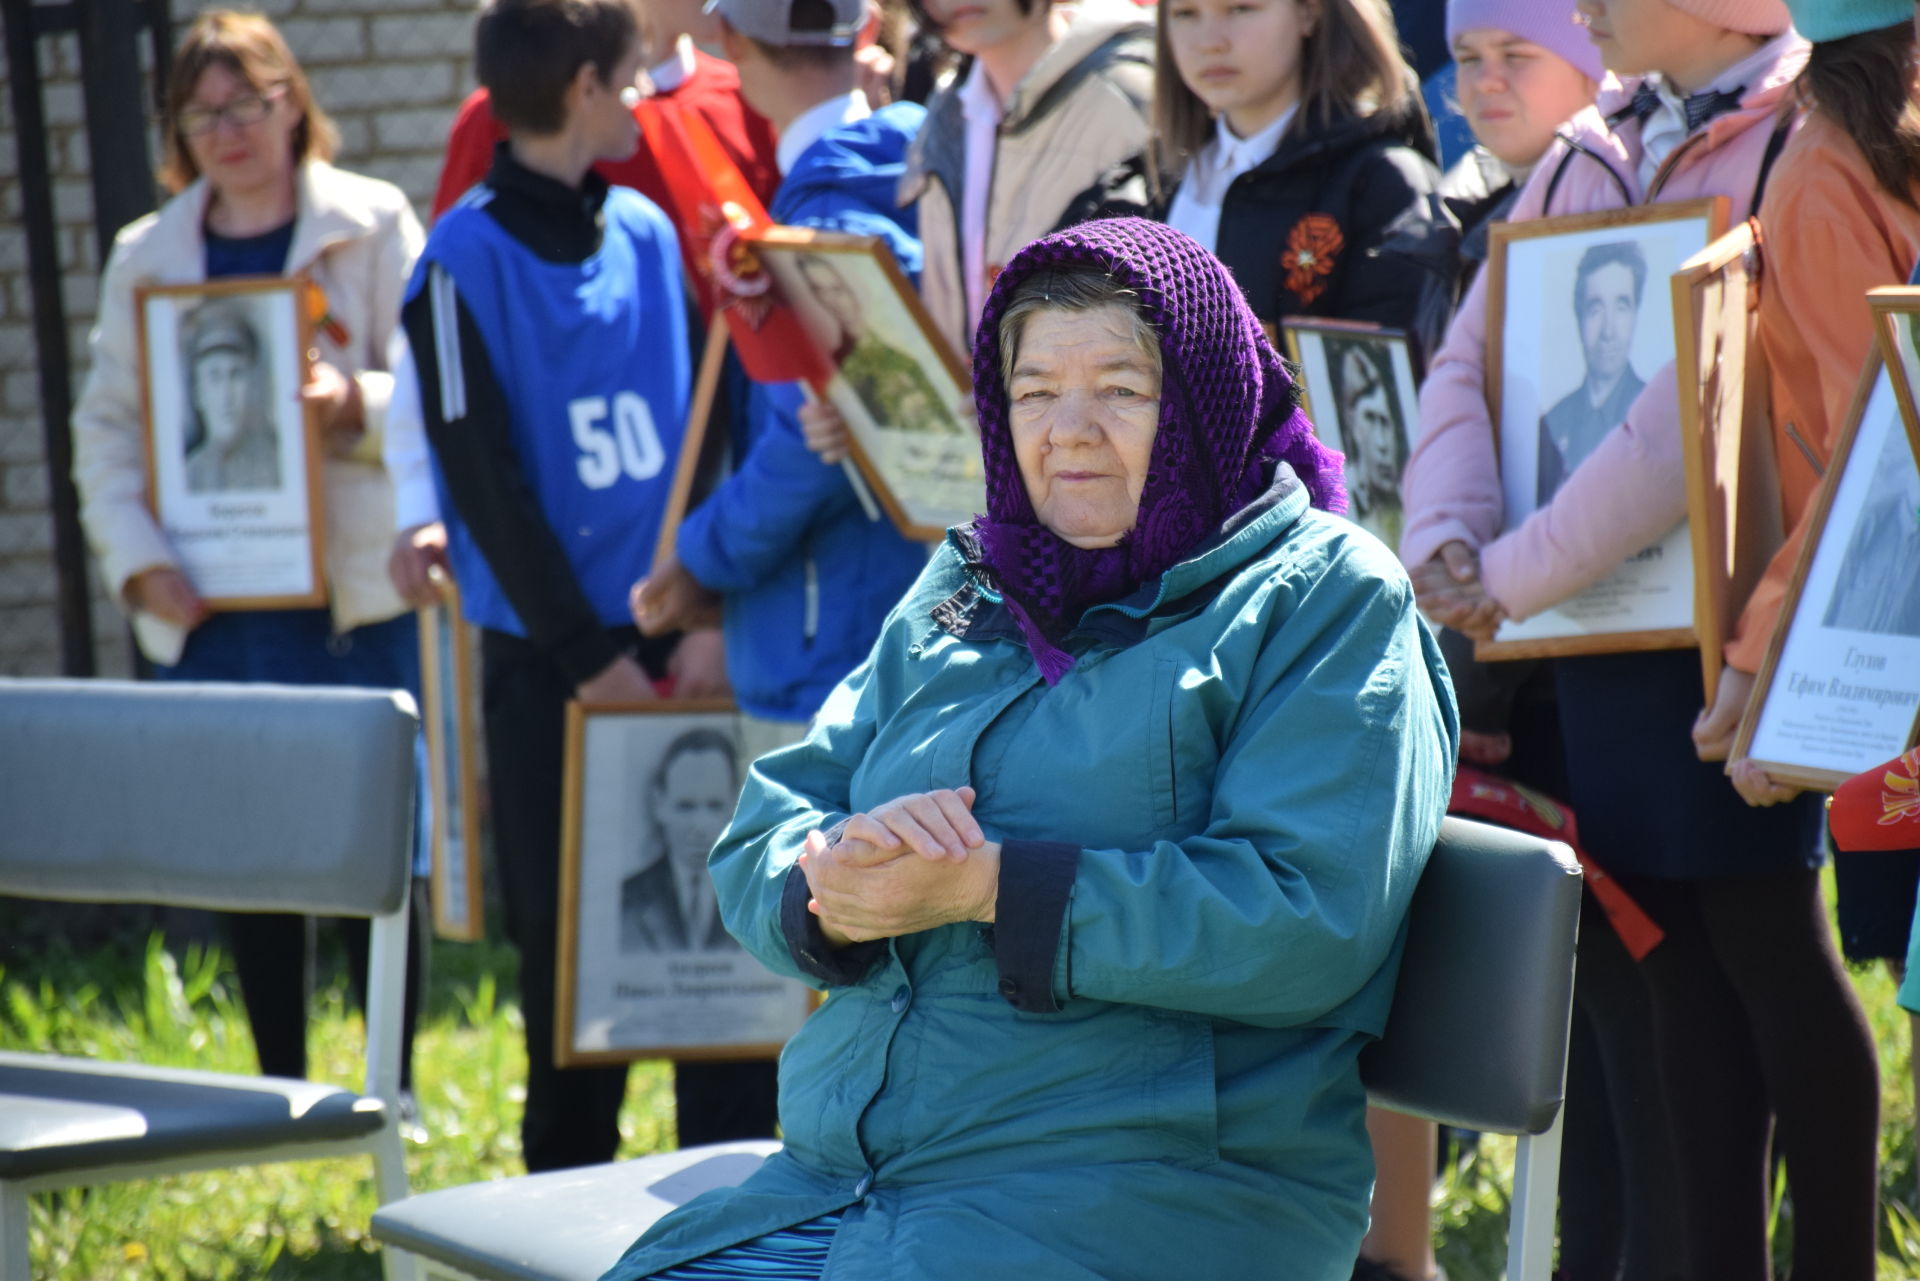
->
xmin=629 ymin=0 xmax=929 ymax=760
xmin=402 ymin=0 xmax=774 ymax=1173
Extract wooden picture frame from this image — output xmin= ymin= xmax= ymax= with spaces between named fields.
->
xmin=555 ymin=701 xmax=813 ymax=1067
xmin=1671 ymin=222 xmax=1782 ymax=708
xmin=419 ymin=571 xmax=487 ymax=942
xmin=1282 ymin=318 xmax=1421 ymax=550
xmin=1733 ymin=355 xmax=1920 ymax=791
xmin=748 ymin=225 xmax=982 ymax=541
xmin=1479 ymin=198 xmax=1728 ymax=661
xmin=135 ymin=276 xmax=327 ymax=608
xmin=1871 ymin=285 xmax=1920 ymax=464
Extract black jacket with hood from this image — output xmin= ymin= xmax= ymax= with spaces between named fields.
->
xmin=1174 ymin=104 xmax=1441 ymax=334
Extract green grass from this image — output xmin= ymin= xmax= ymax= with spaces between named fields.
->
xmin=4 ymin=919 xmax=1920 ymax=1279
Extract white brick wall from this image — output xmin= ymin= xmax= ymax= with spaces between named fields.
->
xmin=0 ymin=0 xmax=478 ymax=675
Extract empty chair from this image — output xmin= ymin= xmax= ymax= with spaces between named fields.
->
xmin=0 ymin=678 xmax=419 ymax=1281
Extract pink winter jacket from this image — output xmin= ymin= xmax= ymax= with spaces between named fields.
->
xmin=1400 ymin=35 xmax=1808 ymax=620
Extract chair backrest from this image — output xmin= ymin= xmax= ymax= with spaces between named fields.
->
xmin=1360 ymin=815 xmax=1582 ymax=1136
xmin=0 ymin=678 xmax=416 ymax=918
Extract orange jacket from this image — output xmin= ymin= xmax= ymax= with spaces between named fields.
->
xmin=1732 ymin=108 xmax=1920 ymax=672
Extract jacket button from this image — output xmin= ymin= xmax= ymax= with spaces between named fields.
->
xmin=889 ymin=985 xmax=910 ymax=1014
xmin=853 ymin=1173 xmax=872 ymax=1198
xmin=997 ymin=977 xmax=1018 ymax=997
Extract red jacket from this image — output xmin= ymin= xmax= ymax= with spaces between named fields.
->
xmin=429 ymin=51 xmax=780 ymax=315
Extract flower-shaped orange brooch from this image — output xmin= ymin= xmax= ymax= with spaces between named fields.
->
xmin=1283 ymin=214 xmax=1344 ymax=306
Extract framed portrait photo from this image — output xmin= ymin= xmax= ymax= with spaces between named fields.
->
xmin=135 ymin=276 xmax=326 ymax=608
xmin=1480 ymin=197 xmax=1729 ymax=660
xmin=418 ymin=572 xmax=487 ymax=942
xmin=556 ymin=702 xmax=813 ymax=1067
xmin=1282 ymin=319 xmax=1420 ymax=549
xmin=1671 ymin=222 xmax=1783 ymax=708
xmin=750 ymin=225 xmax=984 ymax=541
xmin=1734 ymin=357 xmax=1920 ymax=792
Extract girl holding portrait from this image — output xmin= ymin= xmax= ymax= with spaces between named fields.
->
xmin=1401 ymin=0 xmax=1880 ymax=1273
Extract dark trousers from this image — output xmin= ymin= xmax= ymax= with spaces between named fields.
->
xmin=227 ymin=886 xmax=429 ymax=1086
xmin=481 ymin=627 xmax=779 ymax=1172
xmin=1463 ymin=656 xmax=1686 ymax=1281
xmin=1614 ymin=866 xmax=1880 ymax=1281
xmin=157 ymin=608 xmax=428 ymax=1086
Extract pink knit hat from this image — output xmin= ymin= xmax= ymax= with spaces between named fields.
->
xmin=1447 ymin=1 xmax=1604 ymax=83
xmin=1662 ymin=0 xmax=1793 ymax=35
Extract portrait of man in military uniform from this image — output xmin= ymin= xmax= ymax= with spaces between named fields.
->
xmin=795 ymin=252 xmax=967 ymax=447
xmin=1537 ymin=241 xmax=1647 ymax=506
xmin=179 ymin=299 xmax=281 ymax=494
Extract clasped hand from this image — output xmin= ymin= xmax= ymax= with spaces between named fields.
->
xmin=1411 ymin=541 xmax=1505 ymax=642
xmin=798 ymin=787 xmax=1000 ymax=946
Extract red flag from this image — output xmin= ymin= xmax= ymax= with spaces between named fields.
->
xmin=636 ymin=98 xmax=827 ymax=385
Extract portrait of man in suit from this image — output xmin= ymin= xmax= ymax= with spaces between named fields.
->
xmin=1537 ymin=241 xmax=1647 ymax=506
xmin=619 ymin=728 xmax=741 ymax=954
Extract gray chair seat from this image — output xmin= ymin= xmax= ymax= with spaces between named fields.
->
xmin=372 ymin=1141 xmax=780 ymax=1281
xmin=0 ymin=1052 xmax=386 ymax=1180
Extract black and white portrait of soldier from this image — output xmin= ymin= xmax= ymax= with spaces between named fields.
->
xmin=1326 ymin=336 xmax=1408 ymax=546
xmin=180 ymin=299 xmax=281 ymax=494
xmin=1821 ymin=418 xmax=1920 ymax=638
xmin=619 ymin=727 xmax=741 ymax=954
xmin=1537 ymin=241 xmax=1646 ymax=507
xmin=794 ymin=252 xmax=966 ymax=439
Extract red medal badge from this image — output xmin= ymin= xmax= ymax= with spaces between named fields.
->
xmin=1282 ymin=214 xmax=1344 ymax=307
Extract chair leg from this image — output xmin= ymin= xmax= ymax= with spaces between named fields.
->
xmin=381 ymin=1242 xmax=421 ymax=1281
xmin=1 ymin=1182 xmax=30 ymax=1281
xmin=1506 ymin=1107 xmax=1565 ymax=1281
xmin=373 ymin=1123 xmax=411 ymax=1207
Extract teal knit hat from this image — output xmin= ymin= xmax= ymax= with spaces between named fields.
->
xmin=1785 ymin=0 xmax=1912 ymax=41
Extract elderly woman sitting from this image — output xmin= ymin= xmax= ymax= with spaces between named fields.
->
xmin=604 ymin=218 xmax=1458 ymax=1281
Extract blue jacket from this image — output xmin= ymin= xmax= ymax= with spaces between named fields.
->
xmin=607 ymin=472 xmax=1460 ymax=1280
xmin=677 ymin=103 xmax=930 ymax=723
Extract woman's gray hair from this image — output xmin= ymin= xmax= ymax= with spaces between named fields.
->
xmin=995 ymin=265 xmax=1162 ymax=389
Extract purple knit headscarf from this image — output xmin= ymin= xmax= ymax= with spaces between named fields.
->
xmin=968 ymin=217 xmax=1347 ymax=684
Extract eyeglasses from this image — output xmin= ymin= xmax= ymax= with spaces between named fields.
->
xmin=177 ymin=87 xmax=286 ymax=138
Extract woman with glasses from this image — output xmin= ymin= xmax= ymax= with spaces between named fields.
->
xmin=70 ymin=10 xmax=428 ymax=1103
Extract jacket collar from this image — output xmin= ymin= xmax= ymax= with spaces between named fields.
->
xmin=1560 ymin=33 xmax=1808 ymax=198
xmin=935 ymin=464 xmax=1310 ymax=647
xmin=146 ymin=159 xmax=381 ymax=280
xmin=1236 ymin=102 xmax=1437 ymax=184
xmin=999 ymin=0 xmax=1150 ymax=131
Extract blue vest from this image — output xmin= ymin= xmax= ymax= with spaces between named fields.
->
xmin=410 ymin=187 xmax=690 ymax=636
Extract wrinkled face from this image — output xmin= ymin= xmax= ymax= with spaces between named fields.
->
xmin=655 ymin=747 xmax=736 ymax=872
xmin=1574 ymin=0 xmax=1706 ymax=78
xmin=1163 ymin=0 xmax=1313 ymax=136
xmin=192 ymin=349 xmax=253 ymax=446
xmin=180 ymin=63 xmax=299 ymax=199
xmin=800 ymin=258 xmax=863 ymax=339
xmin=924 ymin=0 xmax=1049 ymax=57
xmin=1577 ymin=261 xmax=1638 ymax=383
xmin=1452 ymin=29 xmax=1596 ymax=169
xmin=1006 ymin=305 xmax=1163 ymax=549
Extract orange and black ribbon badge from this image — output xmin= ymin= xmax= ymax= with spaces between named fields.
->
xmin=305 ymin=280 xmax=351 ymax=349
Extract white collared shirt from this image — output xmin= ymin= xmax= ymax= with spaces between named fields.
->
xmin=777 ymin=90 xmax=873 ymax=177
xmin=958 ymin=59 xmax=1004 ymax=328
xmin=1165 ymin=106 xmax=1298 ymax=255
xmin=650 ymin=35 xmax=698 ymax=94
xmin=1634 ymin=32 xmax=1790 ymax=190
